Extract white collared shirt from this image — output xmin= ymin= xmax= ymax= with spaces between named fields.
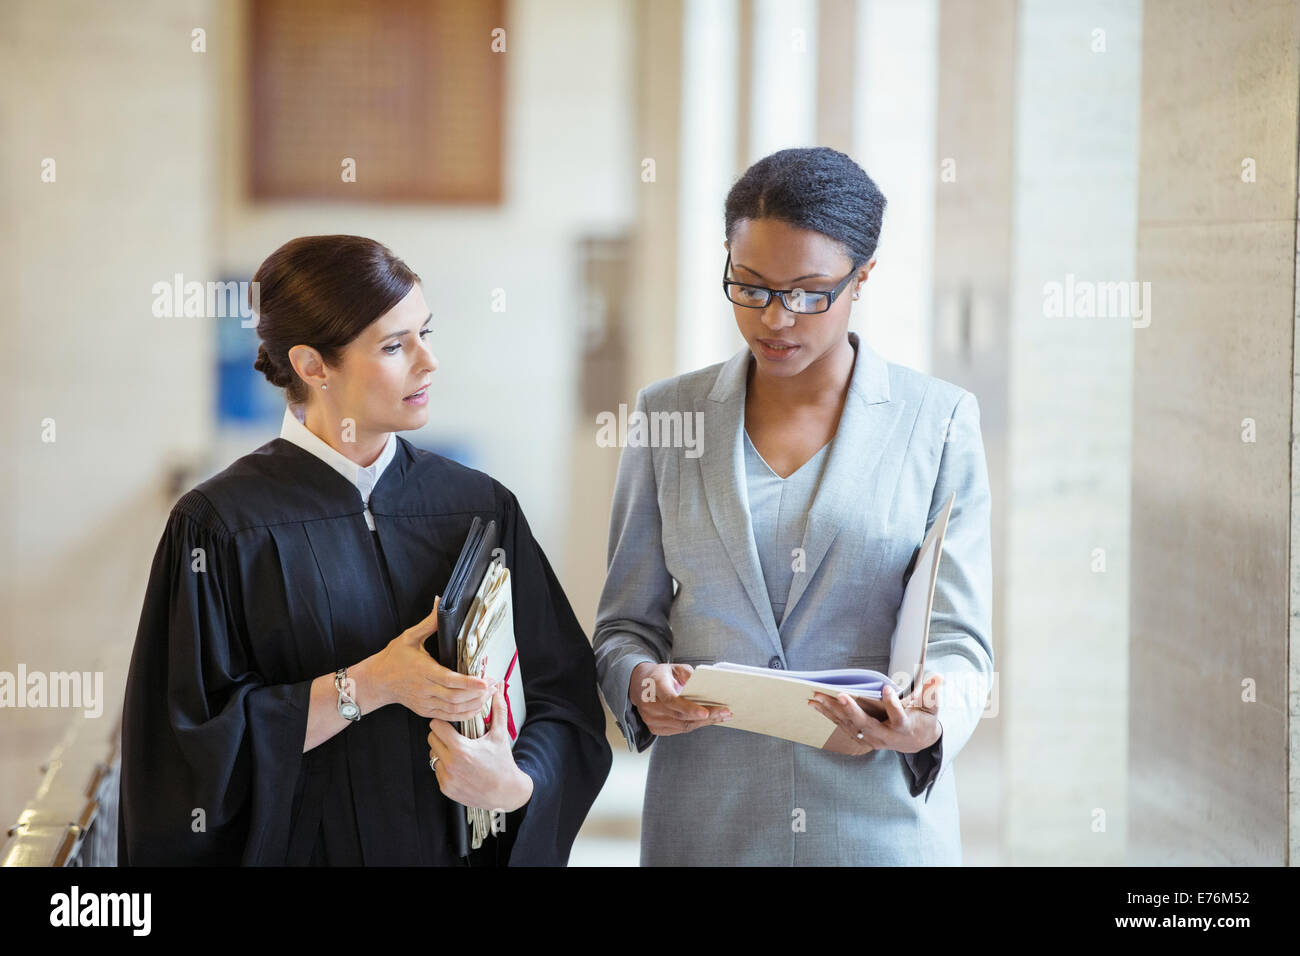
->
xmin=280 ymin=403 xmax=397 ymax=531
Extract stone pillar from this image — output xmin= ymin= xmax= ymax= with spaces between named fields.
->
xmin=1131 ymin=0 xmax=1299 ymax=865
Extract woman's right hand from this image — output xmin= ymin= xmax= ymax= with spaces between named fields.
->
xmin=629 ymin=661 xmax=731 ymax=736
xmin=370 ymin=597 xmax=493 ymax=720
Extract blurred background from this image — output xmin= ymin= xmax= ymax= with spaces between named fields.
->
xmin=2 ymin=0 xmax=1297 ymax=866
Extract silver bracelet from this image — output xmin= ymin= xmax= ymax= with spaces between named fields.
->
xmin=335 ymin=667 xmax=360 ymax=722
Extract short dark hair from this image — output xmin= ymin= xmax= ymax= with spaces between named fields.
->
xmin=251 ymin=235 xmax=421 ymax=404
xmin=724 ymin=146 xmax=887 ymax=268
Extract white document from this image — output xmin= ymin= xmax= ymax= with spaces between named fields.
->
xmin=886 ymin=488 xmax=956 ymax=697
xmin=677 ymin=490 xmax=956 ymax=745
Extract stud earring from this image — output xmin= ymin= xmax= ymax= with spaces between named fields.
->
xmin=321 ymin=384 xmax=328 ymax=390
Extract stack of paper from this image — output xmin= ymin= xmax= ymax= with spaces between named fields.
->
xmin=456 ymin=557 xmax=527 ymax=847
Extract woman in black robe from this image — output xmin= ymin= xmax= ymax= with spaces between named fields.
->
xmin=117 ymin=235 xmax=612 ymax=865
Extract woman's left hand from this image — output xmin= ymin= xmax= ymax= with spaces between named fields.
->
xmin=809 ymin=674 xmax=943 ymax=757
xmin=428 ymin=685 xmax=535 ymax=811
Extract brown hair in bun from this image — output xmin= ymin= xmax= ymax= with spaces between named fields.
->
xmin=250 ymin=235 xmax=421 ymax=405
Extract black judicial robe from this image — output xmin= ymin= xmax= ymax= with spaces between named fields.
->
xmin=117 ymin=435 xmax=612 ymax=865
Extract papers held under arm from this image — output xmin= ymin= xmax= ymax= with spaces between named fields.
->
xmin=455 ymin=555 xmax=528 ymax=850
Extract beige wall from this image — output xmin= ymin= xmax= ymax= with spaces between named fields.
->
xmin=212 ymin=0 xmax=636 ymax=576
xmin=1131 ymin=0 xmax=1299 ymax=864
xmin=0 ymin=0 xmax=215 ymax=828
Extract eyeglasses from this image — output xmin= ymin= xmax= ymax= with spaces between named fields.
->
xmin=721 ymin=251 xmax=859 ymax=315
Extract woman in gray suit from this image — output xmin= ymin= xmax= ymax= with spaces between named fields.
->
xmin=592 ymin=146 xmax=994 ymax=866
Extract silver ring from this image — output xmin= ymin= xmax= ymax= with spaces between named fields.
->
xmin=429 ymin=756 xmax=439 ymax=771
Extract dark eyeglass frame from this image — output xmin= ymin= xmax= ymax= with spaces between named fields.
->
xmin=721 ymin=251 xmax=860 ymax=314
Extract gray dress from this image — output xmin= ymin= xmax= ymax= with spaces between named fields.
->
xmin=742 ymin=428 xmax=831 ymax=629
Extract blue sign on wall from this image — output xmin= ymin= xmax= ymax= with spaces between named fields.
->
xmin=215 ymin=277 xmax=281 ymax=425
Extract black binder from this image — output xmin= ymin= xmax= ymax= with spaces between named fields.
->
xmin=429 ymin=515 xmax=500 ymax=859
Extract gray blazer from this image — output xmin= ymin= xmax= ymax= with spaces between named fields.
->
xmin=592 ymin=331 xmax=994 ymax=865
